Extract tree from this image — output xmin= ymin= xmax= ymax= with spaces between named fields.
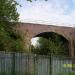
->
xmin=0 ymin=0 xmax=25 ymax=52
xmin=0 ymin=0 xmax=19 ymax=22
xmin=48 ymin=38 xmax=68 ymax=56
xmin=31 ymin=37 xmax=49 ymax=55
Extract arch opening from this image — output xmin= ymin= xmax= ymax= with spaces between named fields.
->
xmin=31 ymin=32 xmax=69 ymax=56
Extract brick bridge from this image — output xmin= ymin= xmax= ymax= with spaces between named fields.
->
xmin=16 ymin=23 xmax=75 ymax=57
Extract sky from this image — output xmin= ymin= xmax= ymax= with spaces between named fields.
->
xmin=17 ymin=0 xmax=75 ymax=27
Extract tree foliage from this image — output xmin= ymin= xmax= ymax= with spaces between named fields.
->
xmin=0 ymin=0 xmax=19 ymax=22
xmin=0 ymin=0 xmax=24 ymax=52
xmin=31 ymin=37 xmax=49 ymax=55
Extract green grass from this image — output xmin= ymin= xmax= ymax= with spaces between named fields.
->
xmin=58 ymin=72 xmax=75 ymax=75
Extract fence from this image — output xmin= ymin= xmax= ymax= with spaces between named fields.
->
xmin=0 ymin=52 xmax=51 ymax=75
xmin=51 ymin=56 xmax=75 ymax=75
xmin=0 ymin=52 xmax=75 ymax=75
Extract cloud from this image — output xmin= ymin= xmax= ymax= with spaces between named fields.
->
xmin=17 ymin=0 xmax=75 ymax=27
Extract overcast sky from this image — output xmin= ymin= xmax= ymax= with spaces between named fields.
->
xmin=17 ymin=0 xmax=75 ymax=27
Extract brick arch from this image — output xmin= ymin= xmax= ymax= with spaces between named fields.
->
xmin=32 ymin=31 xmax=69 ymax=56
xmin=33 ymin=32 xmax=70 ymax=55
xmin=16 ymin=23 xmax=75 ymax=57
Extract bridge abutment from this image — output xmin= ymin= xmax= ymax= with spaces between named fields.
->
xmin=69 ymin=40 xmax=75 ymax=57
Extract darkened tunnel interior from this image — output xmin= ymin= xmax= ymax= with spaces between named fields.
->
xmin=31 ymin=32 xmax=69 ymax=56
xmin=34 ymin=32 xmax=67 ymax=40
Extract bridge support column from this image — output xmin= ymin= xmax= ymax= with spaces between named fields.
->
xmin=24 ymin=36 xmax=32 ymax=53
xmin=69 ymin=40 xmax=75 ymax=71
xmin=20 ymin=30 xmax=32 ymax=53
xmin=69 ymin=40 xmax=74 ymax=57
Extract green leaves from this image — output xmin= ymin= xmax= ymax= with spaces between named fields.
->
xmin=0 ymin=0 xmax=25 ymax=52
xmin=0 ymin=0 xmax=19 ymax=22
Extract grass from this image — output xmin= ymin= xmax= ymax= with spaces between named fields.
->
xmin=58 ymin=72 xmax=75 ymax=75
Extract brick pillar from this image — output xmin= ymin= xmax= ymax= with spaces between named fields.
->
xmin=24 ymin=36 xmax=32 ymax=53
xmin=69 ymin=40 xmax=74 ymax=57
xmin=69 ymin=40 xmax=75 ymax=71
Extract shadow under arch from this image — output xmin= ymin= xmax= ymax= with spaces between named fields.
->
xmin=31 ymin=32 xmax=69 ymax=56
xmin=34 ymin=32 xmax=69 ymax=40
